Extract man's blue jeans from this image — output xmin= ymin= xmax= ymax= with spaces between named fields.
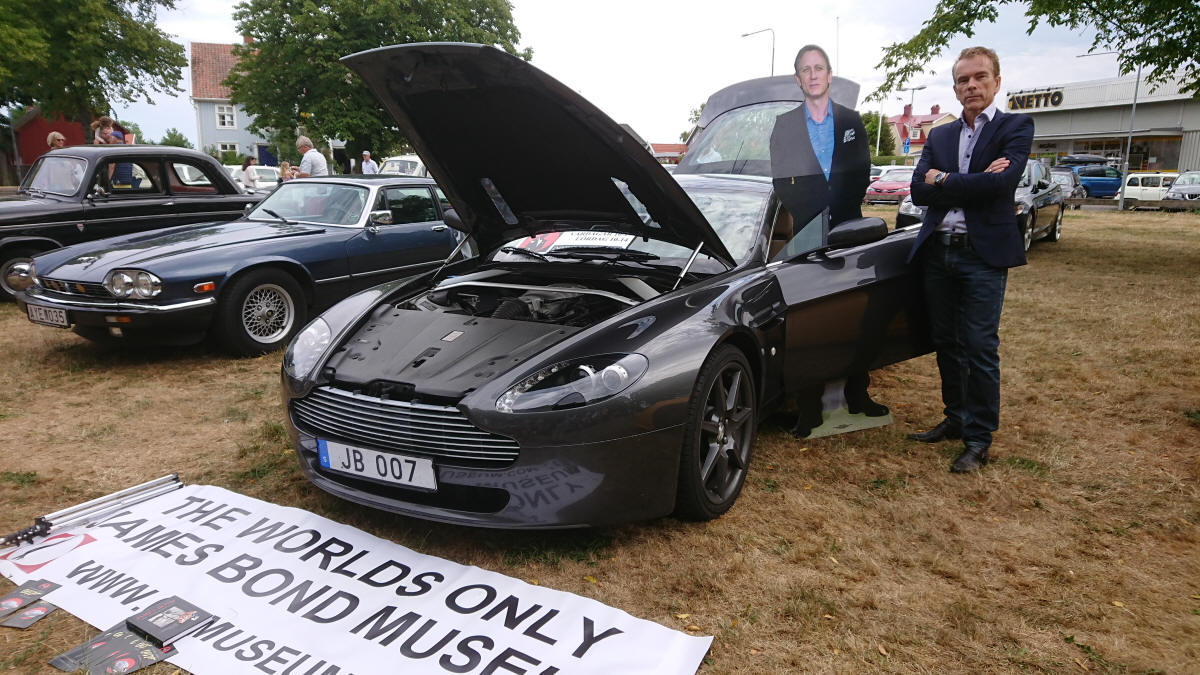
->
xmin=920 ymin=239 xmax=1008 ymax=446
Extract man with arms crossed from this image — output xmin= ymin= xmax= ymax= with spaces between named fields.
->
xmin=906 ymin=46 xmax=1033 ymax=472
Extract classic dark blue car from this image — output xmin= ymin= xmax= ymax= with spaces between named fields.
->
xmin=15 ymin=176 xmax=463 ymax=354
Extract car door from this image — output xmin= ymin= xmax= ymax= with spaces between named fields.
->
xmin=344 ymin=185 xmax=458 ymax=287
xmin=770 ymin=213 xmax=930 ymax=392
xmin=81 ymin=157 xmax=178 ymax=239
xmin=1123 ymin=175 xmax=1144 ymax=200
xmin=164 ymin=160 xmax=256 ymax=224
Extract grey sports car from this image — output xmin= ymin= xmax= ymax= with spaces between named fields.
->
xmin=280 ymin=43 xmax=931 ymax=528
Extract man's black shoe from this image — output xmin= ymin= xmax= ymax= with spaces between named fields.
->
xmin=950 ymin=442 xmax=989 ymax=473
xmin=906 ymin=420 xmax=962 ymax=443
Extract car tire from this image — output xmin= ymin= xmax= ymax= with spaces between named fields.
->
xmin=1081 ymin=186 xmax=1091 ymax=198
xmin=674 ymin=345 xmax=757 ymax=521
xmin=1046 ymin=205 xmax=1063 ymax=242
xmin=1022 ymin=213 xmax=1034 ymax=252
xmin=214 ymin=268 xmax=306 ymax=356
xmin=0 ymin=247 xmax=40 ymax=301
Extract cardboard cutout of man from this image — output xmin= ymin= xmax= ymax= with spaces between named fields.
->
xmin=769 ymin=44 xmax=889 ymax=438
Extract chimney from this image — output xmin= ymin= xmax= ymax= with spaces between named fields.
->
xmin=242 ymin=34 xmax=253 ymax=44
xmin=903 ymin=104 xmax=912 ymax=118
xmin=931 ymin=104 xmax=940 ymax=115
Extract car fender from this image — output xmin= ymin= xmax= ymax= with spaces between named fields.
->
xmin=0 ymin=235 xmax=63 ymax=256
xmin=220 ymin=256 xmax=317 ymax=306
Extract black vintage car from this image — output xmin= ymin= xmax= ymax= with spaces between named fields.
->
xmin=280 ymin=44 xmax=932 ymax=529
xmin=15 ymin=176 xmax=462 ymax=355
xmin=1 ymin=146 xmax=261 ymax=298
xmin=896 ymin=159 xmax=1064 ymax=250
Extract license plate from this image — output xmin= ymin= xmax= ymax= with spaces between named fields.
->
xmin=26 ymin=304 xmax=69 ymax=328
xmin=317 ymin=439 xmax=437 ymax=491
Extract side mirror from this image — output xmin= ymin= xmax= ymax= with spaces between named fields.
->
xmin=88 ymin=186 xmax=107 ymax=199
xmin=1037 ymin=179 xmax=1050 ymax=190
xmin=243 ymin=203 xmax=253 ymax=214
xmin=368 ymin=209 xmax=393 ymax=226
xmin=827 ymin=217 xmax=888 ymax=250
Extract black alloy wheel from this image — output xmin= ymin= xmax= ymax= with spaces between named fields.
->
xmin=0 ymin=247 xmax=39 ymax=301
xmin=214 ymin=268 xmax=306 ymax=356
xmin=1046 ymin=205 xmax=1063 ymax=242
xmin=675 ymin=345 xmax=757 ymax=521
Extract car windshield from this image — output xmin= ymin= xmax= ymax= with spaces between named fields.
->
xmin=381 ymin=159 xmax=421 ymax=175
xmin=878 ymin=169 xmax=913 ymax=182
xmin=20 ymin=156 xmax=87 ymax=196
xmin=491 ymin=183 xmax=768 ymax=274
xmin=1174 ymin=172 xmax=1200 ymax=186
xmin=675 ymin=101 xmax=798 ymax=177
xmin=251 ymin=167 xmax=278 ymax=180
xmin=249 ymin=182 xmax=370 ymax=226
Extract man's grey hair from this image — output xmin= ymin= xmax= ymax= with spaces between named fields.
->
xmin=295 ymin=135 xmax=313 ymax=149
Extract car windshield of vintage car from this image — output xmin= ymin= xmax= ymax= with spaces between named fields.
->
xmin=249 ymin=182 xmax=369 ymax=226
xmin=21 ymin=156 xmax=87 ymax=196
xmin=677 ymin=101 xmax=797 ymax=177
xmin=878 ymin=168 xmax=913 ymax=182
xmin=1174 ymin=172 xmax=1200 ymax=186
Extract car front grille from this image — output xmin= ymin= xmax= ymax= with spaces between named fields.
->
xmin=38 ymin=277 xmax=110 ymax=299
xmin=291 ymin=386 xmax=519 ymax=469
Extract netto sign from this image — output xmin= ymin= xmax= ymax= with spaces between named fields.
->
xmin=1008 ymin=89 xmax=1064 ymax=110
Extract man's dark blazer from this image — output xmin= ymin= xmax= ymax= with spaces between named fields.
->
xmin=769 ymin=101 xmax=870 ymax=228
xmin=907 ymin=109 xmax=1034 ymax=268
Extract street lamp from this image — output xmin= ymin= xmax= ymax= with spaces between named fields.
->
xmin=741 ymin=28 xmax=775 ymax=77
xmin=1077 ymin=51 xmax=1141 ymax=210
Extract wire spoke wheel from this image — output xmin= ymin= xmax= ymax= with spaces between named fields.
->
xmin=241 ymin=283 xmax=295 ymax=343
xmin=216 ymin=269 xmax=306 ymax=356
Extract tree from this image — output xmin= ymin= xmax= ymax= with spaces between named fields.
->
xmin=680 ymin=103 xmax=705 ymax=142
xmin=225 ymin=0 xmax=531 ymax=161
xmin=160 ymin=128 xmax=193 ymax=148
xmin=874 ymin=0 xmax=1200 ymax=99
xmin=0 ymin=0 xmax=186 ymax=139
xmin=860 ymin=111 xmax=898 ymax=159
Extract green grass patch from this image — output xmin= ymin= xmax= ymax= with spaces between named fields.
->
xmin=0 ymin=627 xmax=52 ymax=669
xmin=997 ymin=455 xmax=1049 ymax=477
xmin=0 ymin=471 xmax=37 ymax=487
xmin=1184 ymin=409 xmax=1200 ymax=425
xmin=499 ymin=532 xmax=612 ymax=567
xmin=754 ymin=476 xmax=781 ymax=493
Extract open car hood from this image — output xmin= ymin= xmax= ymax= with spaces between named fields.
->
xmin=342 ymin=43 xmax=734 ymax=266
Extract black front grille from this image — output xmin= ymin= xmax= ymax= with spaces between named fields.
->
xmin=291 ymin=386 xmax=519 ymax=469
xmin=39 ymin=277 xmax=110 ymax=299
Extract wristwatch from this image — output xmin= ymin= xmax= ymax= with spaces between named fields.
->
xmin=934 ymin=171 xmax=949 ymax=186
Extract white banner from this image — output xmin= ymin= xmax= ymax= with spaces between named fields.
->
xmin=1 ymin=485 xmax=710 ymax=674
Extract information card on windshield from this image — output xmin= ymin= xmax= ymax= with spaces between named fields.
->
xmin=516 ymin=231 xmax=635 ymax=252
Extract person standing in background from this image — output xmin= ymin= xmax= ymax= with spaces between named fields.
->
xmin=294 ymin=136 xmax=328 ymax=177
xmin=361 ymin=151 xmax=379 ymax=174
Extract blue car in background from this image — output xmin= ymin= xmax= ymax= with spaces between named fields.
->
xmin=1057 ymin=154 xmax=1123 ymax=197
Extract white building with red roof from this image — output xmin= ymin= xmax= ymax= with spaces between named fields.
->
xmin=190 ymin=41 xmax=275 ymax=164
xmin=886 ymin=104 xmax=957 ymax=159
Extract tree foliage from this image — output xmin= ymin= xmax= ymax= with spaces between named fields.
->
xmin=0 ymin=0 xmax=186 ymax=133
xmin=874 ymin=0 xmax=1200 ymax=99
xmin=226 ymin=0 xmax=530 ymax=159
xmin=160 ymin=128 xmax=193 ymax=148
xmin=860 ymin=111 xmax=898 ymax=158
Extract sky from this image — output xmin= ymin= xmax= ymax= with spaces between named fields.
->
xmin=110 ymin=0 xmax=1127 ymax=148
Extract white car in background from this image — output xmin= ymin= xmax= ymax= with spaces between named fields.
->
xmin=1116 ymin=172 xmax=1178 ymax=204
xmin=242 ymin=165 xmax=280 ymax=189
xmin=379 ymin=154 xmax=428 ymax=177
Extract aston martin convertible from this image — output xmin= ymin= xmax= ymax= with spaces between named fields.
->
xmin=280 ymin=43 xmax=931 ymax=528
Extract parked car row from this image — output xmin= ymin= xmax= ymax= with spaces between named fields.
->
xmin=896 ymin=158 xmax=1064 ymax=252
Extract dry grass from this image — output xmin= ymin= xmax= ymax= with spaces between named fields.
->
xmin=1 ymin=208 xmax=1198 ymax=673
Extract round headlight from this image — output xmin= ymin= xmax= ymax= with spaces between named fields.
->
xmin=496 ymin=353 xmax=648 ymax=413
xmin=105 ymin=271 xmax=134 ymax=298
xmin=134 ymin=271 xmax=162 ymax=298
xmin=284 ymin=318 xmax=331 ymax=380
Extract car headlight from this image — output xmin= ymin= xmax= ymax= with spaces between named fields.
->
xmin=1164 ymin=189 xmax=1182 ymax=199
xmin=104 ymin=269 xmax=162 ymax=298
xmin=284 ymin=318 xmax=331 ymax=380
xmin=496 ymin=353 xmax=649 ymax=413
xmin=898 ymin=197 xmax=924 ymax=216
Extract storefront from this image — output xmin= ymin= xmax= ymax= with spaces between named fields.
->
xmin=1006 ymin=74 xmax=1200 ymax=172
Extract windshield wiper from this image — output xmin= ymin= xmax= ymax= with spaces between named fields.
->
xmin=260 ymin=208 xmax=295 ymax=224
xmin=499 ymin=245 xmax=549 ymax=262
